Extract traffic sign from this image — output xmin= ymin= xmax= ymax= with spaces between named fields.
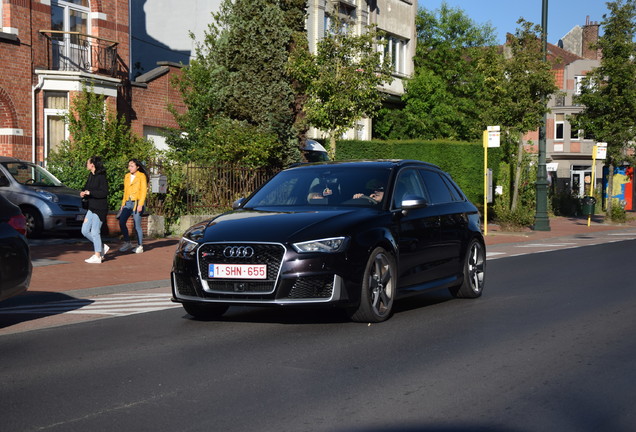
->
xmin=487 ymin=126 xmax=500 ymax=148
xmin=595 ymin=142 xmax=607 ymax=159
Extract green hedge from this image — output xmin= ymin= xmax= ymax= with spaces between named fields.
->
xmin=334 ymin=139 xmax=503 ymax=205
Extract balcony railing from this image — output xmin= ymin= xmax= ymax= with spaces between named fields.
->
xmin=39 ymin=30 xmax=118 ymax=77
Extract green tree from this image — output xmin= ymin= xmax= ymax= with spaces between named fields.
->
xmin=288 ymin=16 xmax=393 ymax=158
xmin=168 ymin=0 xmax=306 ymax=168
xmin=571 ymin=0 xmax=636 ymax=216
xmin=48 ymin=86 xmax=157 ymax=209
xmin=491 ymin=19 xmax=558 ymax=211
xmin=379 ymin=3 xmax=498 ymax=141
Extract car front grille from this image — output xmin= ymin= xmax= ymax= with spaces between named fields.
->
xmin=198 ymin=243 xmax=285 ymax=294
xmin=287 ymin=276 xmax=334 ymax=299
xmin=60 ymin=204 xmax=81 ymax=212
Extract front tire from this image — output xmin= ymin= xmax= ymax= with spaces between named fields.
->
xmin=21 ymin=207 xmax=43 ymax=237
xmin=183 ymin=303 xmax=229 ymax=320
xmin=450 ymin=238 xmax=485 ymax=298
xmin=349 ymin=247 xmax=396 ymax=323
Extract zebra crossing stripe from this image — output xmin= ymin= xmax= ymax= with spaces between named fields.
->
xmin=0 ymin=293 xmax=180 ymax=316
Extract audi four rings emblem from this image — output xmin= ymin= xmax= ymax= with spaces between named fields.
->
xmin=223 ymin=246 xmax=255 ymax=258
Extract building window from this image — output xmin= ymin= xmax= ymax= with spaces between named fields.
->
xmin=44 ymin=91 xmax=69 ymax=158
xmin=574 ymin=75 xmax=585 ymax=95
xmin=324 ymin=2 xmax=356 ymax=37
xmin=555 ymin=114 xmax=565 ymax=140
xmin=51 ymin=0 xmax=90 ymax=71
xmin=570 ymin=127 xmax=581 ymax=140
xmin=380 ymin=35 xmax=408 ymax=75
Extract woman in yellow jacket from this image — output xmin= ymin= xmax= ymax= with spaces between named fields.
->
xmin=118 ymin=159 xmax=148 ymax=254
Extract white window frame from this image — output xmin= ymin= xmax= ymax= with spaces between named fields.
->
xmin=574 ymin=75 xmax=585 ymax=95
xmin=51 ymin=0 xmax=91 ymax=70
xmin=380 ymin=34 xmax=408 ymax=76
xmin=43 ymin=91 xmax=69 ymax=161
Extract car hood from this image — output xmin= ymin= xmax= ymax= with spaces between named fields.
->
xmin=200 ymin=208 xmax=378 ymax=243
xmin=28 ymin=185 xmax=81 ymax=202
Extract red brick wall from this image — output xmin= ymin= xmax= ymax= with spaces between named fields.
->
xmin=129 ymin=65 xmax=186 ymax=138
xmin=0 ymin=0 xmax=132 ymax=162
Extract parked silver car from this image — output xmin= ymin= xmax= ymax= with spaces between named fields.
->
xmin=0 ymin=157 xmax=86 ymax=237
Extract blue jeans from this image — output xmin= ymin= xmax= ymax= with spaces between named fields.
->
xmin=119 ymin=200 xmax=143 ymax=245
xmin=82 ymin=210 xmax=103 ymax=253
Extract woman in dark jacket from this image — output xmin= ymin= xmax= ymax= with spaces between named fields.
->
xmin=80 ymin=156 xmax=109 ymax=263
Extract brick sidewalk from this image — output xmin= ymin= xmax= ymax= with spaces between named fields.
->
xmin=484 ymin=215 xmax=636 ymax=245
xmin=28 ymin=238 xmax=179 ymax=294
xmin=24 ymin=215 xmax=636 ymax=295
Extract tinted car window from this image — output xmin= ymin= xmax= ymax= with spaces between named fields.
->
xmin=441 ymin=173 xmax=465 ymax=202
xmin=246 ymin=166 xmax=391 ymax=208
xmin=393 ymin=169 xmax=429 ymax=208
xmin=419 ymin=169 xmax=454 ymax=204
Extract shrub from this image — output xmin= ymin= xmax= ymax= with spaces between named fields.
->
xmin=48 ymin=86 xmax=157 ymax=210
xmin=610 ymin=201 xmax=627 ymax=223
xmin=335 ymin=139 xmax=503 ymax=205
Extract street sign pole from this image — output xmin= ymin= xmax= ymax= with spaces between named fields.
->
xmin=588 ymin=146 xmax=597 ymax=227
xmin=483 ymin=130 xmax=488 ymax=236
xmin=483 ymin=126 xmax=500 ymax=236
xmin=589 ymin=143 xmax=607 ymax=227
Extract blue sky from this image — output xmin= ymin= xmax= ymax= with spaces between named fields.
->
xmin=422 ymin=0 xmax=611 ymax=44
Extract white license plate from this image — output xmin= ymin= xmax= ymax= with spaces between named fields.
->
xmin=209 ymin=264 xmax=267 ymax=279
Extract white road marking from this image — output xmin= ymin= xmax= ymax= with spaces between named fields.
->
xmin=0 ymin=293 xmax=180 ymax=317
xmin=515 ymin=243 xmax=578 ymax=248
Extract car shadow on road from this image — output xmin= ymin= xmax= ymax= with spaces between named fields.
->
xmin=0 ymin=291 xmax=93 ymax=329
xmin=180 ymin=292 xmax=455 ymax=325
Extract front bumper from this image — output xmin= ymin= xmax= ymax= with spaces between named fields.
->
xmin=171 ymin=241 xmax=361 ymax=307
xmin=42 ymin=204 xmax=86 ymax=231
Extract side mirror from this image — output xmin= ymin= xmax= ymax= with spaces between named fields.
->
xmin=232 ymin=198 xmax=246 ymax=210
xmin=401 ymin=195 xmax=428 ymax=213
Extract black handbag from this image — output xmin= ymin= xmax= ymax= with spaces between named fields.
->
xmin=81 ymin=197 xmax=89 ymax=210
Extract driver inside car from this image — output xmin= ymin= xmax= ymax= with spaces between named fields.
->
xmin=352 ymin=186 xmax=384 ymax=203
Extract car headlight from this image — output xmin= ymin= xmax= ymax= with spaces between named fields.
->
xmin=183 ymin=222 xmax=207 ymax=242
xmin=177 ymin=222 xmax=208 ymax=256
xmin=292 ymin=237 xmax=347 ymax=253
xmin=177 ymin=237 xmax=198 ymax=256
xmin=36 ymin=189 xmax=59 ymax=203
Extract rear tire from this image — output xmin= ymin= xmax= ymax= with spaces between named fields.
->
xmin=450 ymin=238 xmax=485 ymax=298
xmin=349 ymin=247 xmax=396 ymax=323
xmin=183 ymin=303 xmax=229 ymax=320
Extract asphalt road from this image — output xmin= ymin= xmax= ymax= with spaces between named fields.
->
xmin=1 ymin=240 xmax=635 ymax=432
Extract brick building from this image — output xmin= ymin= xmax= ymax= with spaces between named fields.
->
xmin=0 ymin=0 xmax=183 ymax=164
xmin=521 ymin=17 xmax=603 ymax=196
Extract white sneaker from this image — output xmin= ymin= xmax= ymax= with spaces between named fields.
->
xmin=102 ymin=244 xmax=110 ymax=256
xmin=85 ymin=255 xmax=102 ymax=264
xmin=134 ymin=245 xmax=144 ymax=254
xmin=119 ymin=242 xmax=133 ymax=252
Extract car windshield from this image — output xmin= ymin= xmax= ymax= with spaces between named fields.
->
xmin=245 ymin=165 xmax=391 ymax=208
xmin=2 ymin=162 xmax=64 ymax=187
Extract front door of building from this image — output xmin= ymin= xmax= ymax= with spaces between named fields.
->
xmin=571 ymin=166 xmax=592 ymax=197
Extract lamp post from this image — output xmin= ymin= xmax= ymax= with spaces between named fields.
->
xmin=534 ymin=0 xmax=551 ymax=231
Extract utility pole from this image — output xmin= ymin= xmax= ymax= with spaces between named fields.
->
xmin=534 ymin=0 xmax=551 ymax=231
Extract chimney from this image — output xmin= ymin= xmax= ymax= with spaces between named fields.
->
xmin=582 ymin=15 xmax=601 ymax=60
